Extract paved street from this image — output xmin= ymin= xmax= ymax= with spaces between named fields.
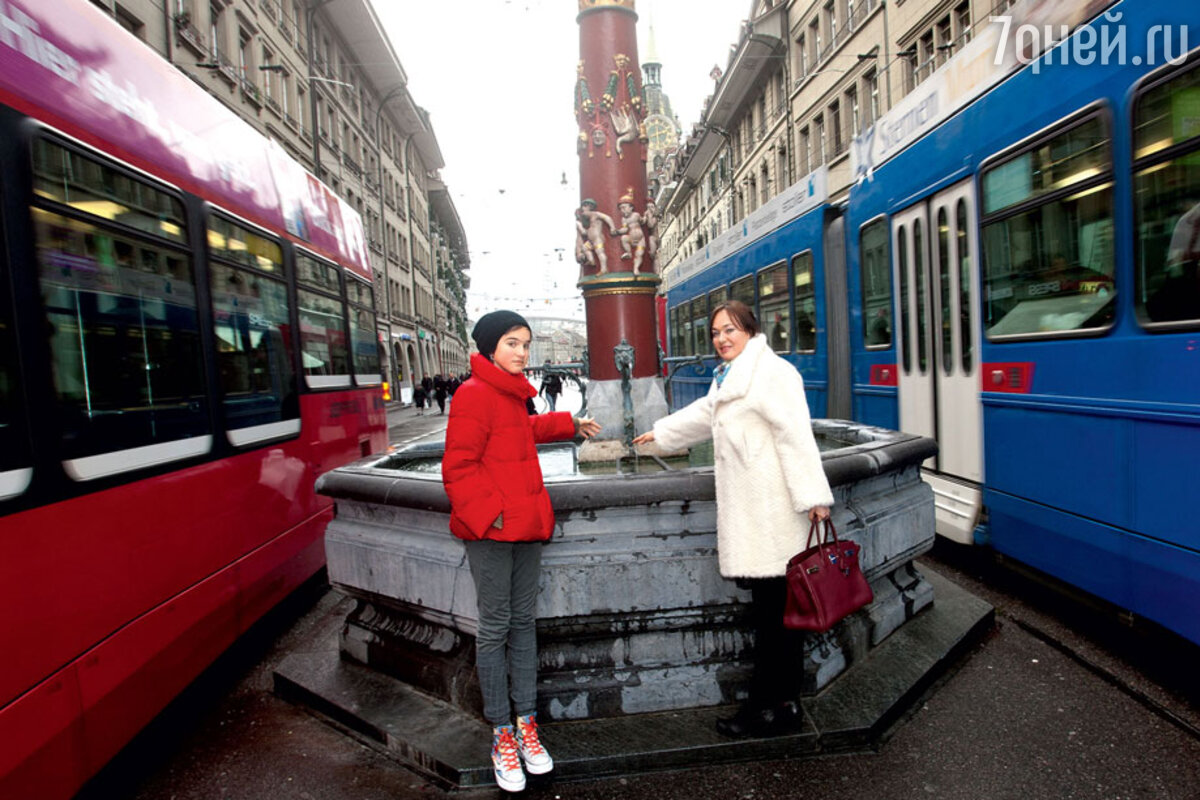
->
xmin=76 ymin=399 xmax=1200 ymax=800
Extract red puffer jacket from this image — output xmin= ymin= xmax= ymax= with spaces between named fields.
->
xmin=442 ymin=353 xmax=577 ymax=541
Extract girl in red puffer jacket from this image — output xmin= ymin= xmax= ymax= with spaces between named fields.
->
xmin=442 ymin=310 xmax=599 ymax=792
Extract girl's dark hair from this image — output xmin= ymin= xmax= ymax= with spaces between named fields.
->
xmin=708 ymin=300 xmax=760 ymax=337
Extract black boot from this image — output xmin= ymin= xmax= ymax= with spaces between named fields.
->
xmin=715 ymin=704 xmax=765 ymax=738
xmin=715 ymin=701 xmax=801 ymax=739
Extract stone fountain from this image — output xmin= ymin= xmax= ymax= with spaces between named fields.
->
xmin=275 ymin=420 xmax=992 ymax=786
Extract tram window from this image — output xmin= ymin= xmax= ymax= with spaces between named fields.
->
xmin=938 ymin=208 xmax=952 ymax=375
xmin=669 ymin=305 xmax=686 ymax=356
xmin=296 ymin=251 xmax=351 ymax=386
xmin=914 ymin=220 xmax=928 ymax=373
xmin=859 ymin=219 xmax=892 ymax=348
xmin=707 ymin=286 xmax=728 ymax=312
xmin=1133 ymin=61 xmax=1200 ymax=327
xmin=730 ymin=275 xmax=755 ymax=308
xmin=689 ymin=295 xmax=708 ymax=356
xmin=898 ymin=226 xmax=911 ymax=372
xmin=32 ymin=139 xmax=186 ymax=244
xmin=793 ymin=252 xmax=816 ymax=353
xmin=298 ymin=288 xmax=350 ymax=380
xmin=981 ymin=113 xmax=1115 ymax=338
xmin=957 ymin=199 xmax=973 ymax=372
xmin=758 ymin=263 xmax=790 ymax=352
xmin=347 ymin=277 xmax=381 ymax=381
xmin=33 ymin=208 xmax=209 ymax=475
xmin=208 ymin=213 xmax=296 ymax=440
xmin=982 ymin=116 xmax=1111 ymax=215
xmin=209 ymin=262 xmax=297 ymax=437
xmin=208 ymin=216 xmax=284 ymax=273
xmin=296 ymin=251 xmax=341 ymax=293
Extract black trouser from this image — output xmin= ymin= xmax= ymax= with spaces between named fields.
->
xmin=743 ymin=576 xmax=801 ymax=707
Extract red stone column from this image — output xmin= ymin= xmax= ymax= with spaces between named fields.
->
xmin=575 ymin=0 xmax=659 ymax=382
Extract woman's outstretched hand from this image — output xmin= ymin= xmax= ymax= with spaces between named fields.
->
xmin=632 ymin=431 xmax=655 ymax=445
xmin=574 ymin=416 xmax=601 ymax=439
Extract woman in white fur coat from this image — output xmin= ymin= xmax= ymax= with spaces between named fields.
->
xmin=634 ymin=299 xmax=833 ymax=738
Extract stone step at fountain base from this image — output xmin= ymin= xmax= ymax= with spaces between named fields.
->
xmin=273 ymin=567 xmax=992 ymax=789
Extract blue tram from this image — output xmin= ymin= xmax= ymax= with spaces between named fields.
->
xmin=662 ymin=0 xmax=1200 ymax=644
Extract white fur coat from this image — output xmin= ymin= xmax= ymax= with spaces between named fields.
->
xmin=653 ymin=334 xmax=834 ymax=578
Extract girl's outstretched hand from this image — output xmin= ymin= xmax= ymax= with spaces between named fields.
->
xmin=574 ymin=417 xmax=601 ymax=439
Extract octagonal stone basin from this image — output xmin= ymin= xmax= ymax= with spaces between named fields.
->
xmin=315 ymin=420 xmax=938 ymax=721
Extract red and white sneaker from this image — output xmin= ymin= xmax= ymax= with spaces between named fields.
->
xmin=491 ymin=724 xmax=526 ymax=792
xmin=516 ymin=712 xmax=554 ymax=775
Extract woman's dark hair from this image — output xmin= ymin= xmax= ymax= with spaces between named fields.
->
xmin=709 ymin=300 xmax=760 ymax=337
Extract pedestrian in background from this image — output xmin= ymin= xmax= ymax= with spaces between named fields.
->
xmin=540 ymin=371 xmax=563 ymax=412
xmin=413 ymin=382 xmax=427 ymax=416
xmin=434 ymin=375 xmax=448 ymax=415
xmin=633 ymin=299 xmax=832 ymax=738
xmin=442 ymin=310 xmax=601 ymax=792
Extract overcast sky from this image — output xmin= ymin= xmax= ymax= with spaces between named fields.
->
xmin=374 ymin=0 xmax=750 ymax=321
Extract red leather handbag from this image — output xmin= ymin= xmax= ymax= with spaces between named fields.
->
xmin=783 ymin=518 xmax=873 ymax=632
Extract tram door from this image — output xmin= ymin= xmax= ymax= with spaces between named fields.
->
xmin=892 ymin=179 xmax=983 ymax=543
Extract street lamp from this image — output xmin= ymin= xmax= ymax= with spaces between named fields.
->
xmin=302 ymin=0 xmax=334 ymax=172
xmin=372 ymin=84 xmax=412 ymax=386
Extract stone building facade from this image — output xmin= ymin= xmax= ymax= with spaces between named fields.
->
xmin=86 ymin=0 xmax=470 ymax=397
xmin=654 ymin=0 xmax=1009 ymax=280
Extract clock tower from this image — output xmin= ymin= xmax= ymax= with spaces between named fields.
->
xmin=640 ymin=18 xmax=679 ymax=184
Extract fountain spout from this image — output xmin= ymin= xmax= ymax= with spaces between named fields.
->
xmin=613 ymin=339 xmax=635 ymax=452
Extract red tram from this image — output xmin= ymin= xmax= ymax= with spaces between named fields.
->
xmin=0 ymin=1 xmax=387 ymax=796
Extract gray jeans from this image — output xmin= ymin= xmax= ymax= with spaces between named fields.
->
xmin=463 ymin=539 xmax=543 ymax=725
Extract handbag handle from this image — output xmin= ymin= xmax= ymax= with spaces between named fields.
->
xmin=805 ymin=517 xmax=839 ymax=550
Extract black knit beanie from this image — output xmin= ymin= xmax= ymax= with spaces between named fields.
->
xmin=471 ymin=310 xmax=530 ymax=357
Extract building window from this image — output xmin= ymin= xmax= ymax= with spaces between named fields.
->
xmin=866 ymin=69 xmax=879 ymax=125
xmin=956 ymin=2 xmax=972 ymax=45
xmin=799 ymin=126 xmax=811 ymax=174
xmin=261 ymin=46 xmax=275 ymax=96
xmin=918 ymin=30 xmax=935 ymax=82
xmin=114 ymin=4 xmax=144 ymax=38
xmin=210 ymin=3 xmax=224 ymax=57
xmin=810 ymin=19 xmax=820 ymax=64
xmin=814 ymin=114 xmax=825 ymax=165
xmin=797 ymin=34 xmax=807 ymax=78
xmin=847 ymin=86 xmax=860 ymax=134
xmin=937 ymin=16 xmax=953 ymax=65
xmin=760 ymin=163 xmax=770 ymax=205
xmin=237 ymin=28 xmax=252 ymax=75
xmin=829 ymin=100 xmax=842 ymax=156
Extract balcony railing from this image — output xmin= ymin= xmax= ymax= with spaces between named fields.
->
xmin=240 ymin=76 xmax=263 ymax=107
xmin=216 ymin=53 xmax=238 ymax=85
xmin=342 ymin=153 xmax=362 ymax=177
xmin=173 ymin=15 xmax=206 ymax=56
